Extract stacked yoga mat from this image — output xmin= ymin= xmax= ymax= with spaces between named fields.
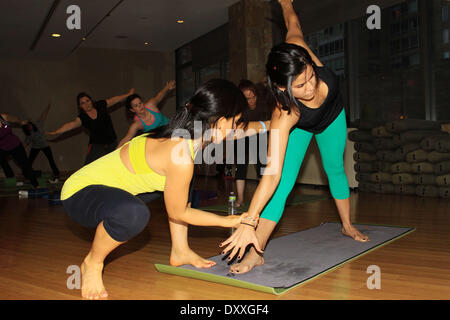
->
xmin=350 ymin=119 xmax=450 ymax=199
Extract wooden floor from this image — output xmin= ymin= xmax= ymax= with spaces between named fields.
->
xmin=0 ymin=176 xmax=449 ymax=300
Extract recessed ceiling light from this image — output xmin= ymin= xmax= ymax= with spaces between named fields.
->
xmin=144 ymin=42 xmax=150 ymax=45
xmin=51 ymin=33 xmax=61 ymax=38
xmin=177 ymin=19 xmax=184 ymax=24
xmin=82 ymin=37 xmax=86 ymax=41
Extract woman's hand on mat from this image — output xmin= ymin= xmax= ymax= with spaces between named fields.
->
xmin=220 ymin=223 xmax=263 ymax=261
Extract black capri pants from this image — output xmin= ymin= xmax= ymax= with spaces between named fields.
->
xmin=234 ymin=133 xmax=268 ymax=180
xmin=62 ymin=185 xmax=151 ymax=242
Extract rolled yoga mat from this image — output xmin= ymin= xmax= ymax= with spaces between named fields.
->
xmin=155 ymin=223 xmax=415 ymax=295
xmin=414 ymin=174 xmax=437 ymax=185
xmin=393 ymin=184 xmax=416 ymax=195
xmin=433 ymin=161 xmax=450 ymax=175
xmin=354 ymin=142 xmax=377 ymax=153
xmin=353 ymin=152 xmax=376 ymax=162
xmin=406 ymin=149 xmax=428 ymax=163
xmin=392 ymin=173 xmax=415 ymax=185
xmin=2 ymin=177 xmax=17 ymax=187
xmin=354 ymin=162 xmax=375 ymax=173
xmin=385 ymin=119 xmax=441 ymax=133
xmin=355 ymin=173 xmax=372 ymax=182
xmin=374 ymin=138 xmax=398 ymax=150
xmin=411 ymin=162 xmax=434 ymax=174
xmin=198 ymin=194 xmax=330 ymax=214
xmin=391 ymin=162 xmax=412 ymax=173
xmin=373 ymin=161 xmax=393 ymax=173
xmin=436 ymin=174 xmax=450 ymax=186
xmin=395 ymin=143 xmax=421 ymax=157
xmin=370 ymin=172 xmax=392 ymax=183
xmin=376 ymin=150 xmax=403 ymax=162
xmin=393 ymin=130 xmax=443 ymax=145
xmin=415 ymin=185 xmax=439 ymax=197
xmin=439 ymin=187 xmax=450 ymax=199
xmin=371 ymin=126 xmax=393 ymax=137
xmin=421 ymin=136 xmax=446 ymax=151
xmin=435 ymin=138 xmax=450 ymax=153
xmin=373 ymin=183 xmax=395 ymax=194
xmin=427 ymin=151 xmax=450 ymax=163
xmin=348 ymin=130 xmax=374 ymax=142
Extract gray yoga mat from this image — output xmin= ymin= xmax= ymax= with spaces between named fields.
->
xmin=156 ymin=222 xmax=414 ymax=295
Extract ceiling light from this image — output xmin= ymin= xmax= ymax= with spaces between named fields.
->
xmin=82 ymin=37 xmax=86 ymax=41
xmin=51 ymin=33 xmax=61 ymax=38
xmin=144 ymin=42 xmax=150 ymax=45
xmin=177 ymin=19 xmax=184 ymax=24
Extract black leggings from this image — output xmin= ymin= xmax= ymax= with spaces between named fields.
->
xmin=0 ymin=144 xmax=39 ymax=188
xmin=234 ymin=133 xmax=267 ymax=180
xmin=62 ymin=185 xmax=151 ymax=242
xmin=29 ymin=146 xmax=60 ymax=177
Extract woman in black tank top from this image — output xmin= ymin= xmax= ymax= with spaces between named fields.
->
xmin=221 ymin=0 xmax=369 ymax=274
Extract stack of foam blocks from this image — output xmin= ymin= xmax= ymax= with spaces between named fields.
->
xmin=350 ymin=119 xmax=450 ymax=199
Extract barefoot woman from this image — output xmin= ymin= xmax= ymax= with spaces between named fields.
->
xmin=61 ymin=79 xmax=268 ymax=299
xmin=221 ymin=0 xmax=369 ymax=274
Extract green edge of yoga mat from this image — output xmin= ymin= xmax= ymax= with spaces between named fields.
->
xmin=198 ymin=194 xmax=331 ymax=214
xmin=155 ymin=223 xmax=415 ymax=295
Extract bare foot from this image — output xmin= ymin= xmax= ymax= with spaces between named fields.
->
xmin=342 ymin=224 xmax=369 ymax=242
xmin=229 ymin=248 xmax=264 ymax=274
xmin=170 ymin=248 xmax=216 ymax=268
xmin=80 ymin=257 xmax=109 ymax=300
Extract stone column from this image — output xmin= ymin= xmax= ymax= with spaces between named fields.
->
xmin=228 ymin=0 xmax=273 ymax=84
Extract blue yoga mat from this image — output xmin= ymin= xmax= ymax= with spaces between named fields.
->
xmin=156 ymin=222 xmax=415 ymax=294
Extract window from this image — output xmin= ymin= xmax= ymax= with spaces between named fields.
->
xmin=443 ymin=29 xmax=449 ymax=44
xmin=444 ymin=51 xmax=450 ymax=59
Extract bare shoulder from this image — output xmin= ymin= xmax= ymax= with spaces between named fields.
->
xmin=272 ymin=105 xmax=300 ymax=127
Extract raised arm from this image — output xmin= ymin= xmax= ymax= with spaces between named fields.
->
xmin=46 ymin=117 xmax=82 ymax=135
xmin=145 ymin=80 xmax=176 ymax=111
xmin=38 ymin=103 xmax=51 ymax=123
xmin=279 ymin=0 xmax=323 ymax=67
xmin=116 ymin=120 xmax=143 ymax=149
xmin=220 ymin=107 xmax=299 ymax=259
xmin=105 ymin=88 xmax=135 ymax=108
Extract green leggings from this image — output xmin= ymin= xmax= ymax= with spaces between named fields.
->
xmin=260 ymin=109 xmax=349 ymax=223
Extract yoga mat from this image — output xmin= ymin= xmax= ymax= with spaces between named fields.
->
xmin=155 ymin=222 xmax=415 ymax=295
xmin=198 ymin=194 xmax=330 ymax=214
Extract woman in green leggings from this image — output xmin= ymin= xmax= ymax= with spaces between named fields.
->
xmin=221 ymin=0 xmax=369 ymax=274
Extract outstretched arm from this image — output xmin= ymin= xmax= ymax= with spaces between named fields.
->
xmin=1 ymin=113 xmax=27 ymax=126
xmin=46 ymin=117 xmax=82 ymax=135
xmin=163 ymin=144 xmax=245 ymax=227
xmin=145 ymin=80 xmax=176 ymax=111
xmin=220 ymin=107 xmax=299 ymax=259
xmin=279 ymin=0 xmax=323 ymax=67
xmin=38 ymin=103 xmax=51 ymax=123
xmin=105 ymin=88 xmax=135 ymax=108
xmin=116 ymin=120 xmax=143 ymax=149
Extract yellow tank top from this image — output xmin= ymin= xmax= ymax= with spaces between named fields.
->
xmin=61 ymin=134 xmax=195 ymax=200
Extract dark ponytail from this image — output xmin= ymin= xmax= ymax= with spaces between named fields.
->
xmin=266 ymin=42 xmax=318 ymax=114
xmin=147 ymin=78 xmax=249 ymax=140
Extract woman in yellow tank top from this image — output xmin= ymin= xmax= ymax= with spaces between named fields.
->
xmin=62 ymin=79 xmax=270 ymax=299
